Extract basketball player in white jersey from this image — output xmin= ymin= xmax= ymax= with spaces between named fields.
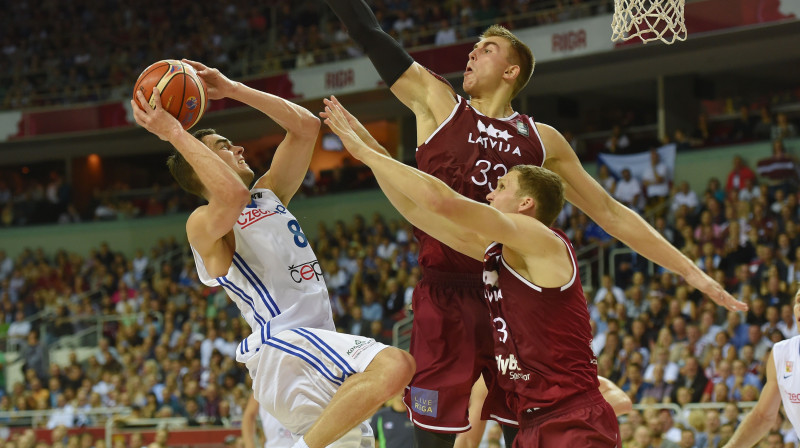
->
xmin=243 ymin=395 xmax=294 ymax=448
xmin=724 ymin=287 xmax=800 ymax=447
xmin=131 ymin=59 xmax=415 ymax=448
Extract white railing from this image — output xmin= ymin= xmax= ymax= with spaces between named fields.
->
xmin=0 ymin=406 xmax=131 ymax=429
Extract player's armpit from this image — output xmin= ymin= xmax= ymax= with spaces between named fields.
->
xmin=185 ymin=206 xmax=239 ymax=276
xmin=390 ymin=63 xmax=458 ymax=131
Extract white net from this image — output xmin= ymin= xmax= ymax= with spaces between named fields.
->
xmin=611 ymin=0 xmax=687 ymax=44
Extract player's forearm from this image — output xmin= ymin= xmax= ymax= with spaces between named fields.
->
xmin=361 ymin=149 xmax=457 ymax=214
xmin=324 ymin=0 xmax=414 ymax=86
xmin=228 ymin=82 xmax=319 ymax=136
xmin=597 ymin=202 xmax=696 ymax=278
xmin=723 ymin=410 xmax=773 ymax=447
xmin=168 ymin=131 xmax=250 ymax=201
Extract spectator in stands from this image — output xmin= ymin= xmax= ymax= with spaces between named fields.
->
xmin=671 ymin=181 xmax=699 ymax=215
xmin=20 ymin=330 xmax=49 ymax=381
xmin=725 ymin=359 xmax=761 ymax=401
xmin=434 ymin=19 xmax=458 ymax=46
xmin=771 ymin=112 xmax=798 ymax=141
xmin=0 ymin=250 xmax=13 ymax=281
xmin=6 ymin=310 xmax=31 ymax=348
xmin=597 ymin=164 xmax=616 ymax=194
xmin=641 ymin=364 xmax=673 ymax=403
xmin=746 ymin=324 xmax=772 ymax=360
xmin=692 ymin=112 xmax=713 ymax=147
xmin=605 ymin=125 xmax=631 ymax=153
xmin=614 ymin=168 xmax=643 ymax=211
xmin=672 ymin=356 xmax=708 ymax=404
xmin=757 ymin=139 xmax=798 ymax=197
xmin=642 ymin=149 xmax=671 ymax=214
xmin=730 ymin=105 xmax=755 ymax=142
xmin=754 ymin=106 xmax=775 ymax=140
xmin=726 ymin=155 xmax=757 ymax=194
xmin=669 ymin=128 xmax=691 ymax=151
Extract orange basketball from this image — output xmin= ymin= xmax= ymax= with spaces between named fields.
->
xmin=133 ymin=60 xmax=208 ymax=130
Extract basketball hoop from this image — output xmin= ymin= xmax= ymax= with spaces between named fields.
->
xmin=611 ymin=0 xmax=687 ymax=44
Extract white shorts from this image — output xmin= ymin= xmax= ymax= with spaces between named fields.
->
xmin=247 ymin=327 xmax=389 ymax=447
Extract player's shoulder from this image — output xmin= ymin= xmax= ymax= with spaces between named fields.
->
xmin=421 ymin=65 xmax=457 ymax=95
xmin=532 ymin=121 xmax=561 ymax=139
xmin=776 ymin=335 xmax=800 ymax=352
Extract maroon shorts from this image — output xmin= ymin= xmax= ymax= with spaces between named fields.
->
xmin=514 ymin=389 xmax=619 ymax=447
xmin=402 ymin=269 xmax=515 ymax=433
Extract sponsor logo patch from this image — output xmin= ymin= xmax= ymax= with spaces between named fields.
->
xmin=345 ymin=338 xmax=376 ymax=360
xmin=516 ymin=120 xmax=529 ymax=136
xmin=237 ymin=205 xmax=287 ymax=228
xmin=289 ymin=260 xmax=322 ymax=283
xmin=410 ymin=387 xmax=438 ymax=417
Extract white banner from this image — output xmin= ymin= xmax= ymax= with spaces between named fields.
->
xmin=515 ymin=15 xmax=615 ymax=63
xmin=287 ymin=57 xmax=384 ymax=100
xmin=0 ymin=110 xmax=22 ymax=141
xmin=597 ymin=143 xmax=677 ymax=182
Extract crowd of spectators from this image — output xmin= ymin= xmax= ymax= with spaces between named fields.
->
xmin=593 ymin=99 xmax=799 ymax=161
xmin=0 ymin=0 xmax=610 ymax=110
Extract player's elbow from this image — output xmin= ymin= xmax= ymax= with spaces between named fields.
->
xmin=225 ymin=184 xmax=252 ymax=209
xmin=300 ymin=111 xmax=321 ymax=131
xmin=614 ymin=393 xmax=633 ymax=416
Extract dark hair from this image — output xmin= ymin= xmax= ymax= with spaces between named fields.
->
xmin=511 ymin=165 xmax=565 ymax=227
xmin=166 ymin=128 xmax=217 ymax=198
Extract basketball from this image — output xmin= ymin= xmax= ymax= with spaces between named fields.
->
xmin=133 ymin=60 xmax=208 ymax=130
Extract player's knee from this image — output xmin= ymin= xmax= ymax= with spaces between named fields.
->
xmin=374 ymin=347 xmax=415 ymax=392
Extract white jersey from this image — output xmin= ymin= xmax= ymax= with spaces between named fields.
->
xmin=773 ymin=335 xmax=800 ymax=432
xmin=191 ymin=188 xmax=335 ymax=364
xmin=258 ymin=407 xmax=295 ymax=448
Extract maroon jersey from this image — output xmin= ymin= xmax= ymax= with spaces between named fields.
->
xmin=483 ymin=230 xmax=599 ymax=415
xmin=416 ymin=95 xmax=546 ymax=274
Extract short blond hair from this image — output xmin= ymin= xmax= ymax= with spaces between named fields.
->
xmin=511 ymin=165 xmax=564 ymax=227
xmin=481 ymin=25 xmax=535 ymax=99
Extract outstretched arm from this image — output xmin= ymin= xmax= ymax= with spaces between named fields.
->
xmin=323 ymin=98 xmax=553 ymax=258
xmin=539 ymin=123 xmax=747 ymax=312
xmin=183 ymin=60 xmax=320 ymax=206
xmin=723 ymin=351 xmax=781 ymax=447
xmin=323 ymin=0 xmax=457 ymax=140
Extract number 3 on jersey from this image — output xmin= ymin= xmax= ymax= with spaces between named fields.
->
xmin=472 ymin=160 xmax=507 ymax=190
xmin=287 ymin=220 xmax=308 ymax=248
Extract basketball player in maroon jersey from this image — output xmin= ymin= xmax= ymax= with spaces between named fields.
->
xmin=324 ymin=99 xmax=619 ymax=446
xmin=323 ymin=1 xmax=747 ymax=446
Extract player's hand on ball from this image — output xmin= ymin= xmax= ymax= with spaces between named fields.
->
xmin=131 ymin=88 xmax=183 ymax=142
xmin=182 ymin=59 xmax=236 ymax=100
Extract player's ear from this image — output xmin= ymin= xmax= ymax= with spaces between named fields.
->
xmin=503 ymin=64 xmax=520 ymax=82
xmin=518 ymin=196 xmax=534 ymax=213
